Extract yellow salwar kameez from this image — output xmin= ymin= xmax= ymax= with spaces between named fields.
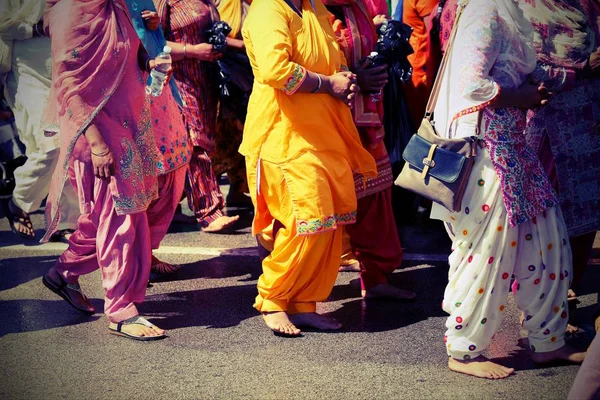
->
xmin=241 ymin=0 xmax=376 ymax=314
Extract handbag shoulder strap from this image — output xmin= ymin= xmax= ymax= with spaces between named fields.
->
xmin=425 ymin=0 xmax=469 ymax=120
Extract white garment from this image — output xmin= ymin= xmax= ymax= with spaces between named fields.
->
xmin=0 ymin=0 xmax=45 ymax=78
xmin=442 ymin=150 xmax=571 ymax=360
xmin=5 ymin=36 xmax=79 ymax=229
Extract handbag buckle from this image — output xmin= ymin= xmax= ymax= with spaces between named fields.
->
xmin=422 ymin=158 xmax=436 ymax=168
xmin=421 ymin=144 xmax=438 ymax=180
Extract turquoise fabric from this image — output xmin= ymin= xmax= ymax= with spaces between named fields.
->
xmin=125 ymin=0 xmax=183 ymax=106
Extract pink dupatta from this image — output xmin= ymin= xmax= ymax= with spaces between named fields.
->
xmin=42 ymin=0 xmax=158 ymax=241
xmin=326 ymin=0 xmax=384 ymax=145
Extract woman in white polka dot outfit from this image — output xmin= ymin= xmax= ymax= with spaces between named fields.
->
xmin=430 ymin=0 xmax=586 ymax=379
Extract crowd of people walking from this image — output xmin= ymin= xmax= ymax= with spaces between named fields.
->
xmin=0 ymin=0 xmax=599 ymax=389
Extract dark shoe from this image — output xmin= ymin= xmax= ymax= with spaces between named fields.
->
xmin=42 ymin=272 xmax=95 ymax=314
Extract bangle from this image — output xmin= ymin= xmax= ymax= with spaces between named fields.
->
xmin=183 ymin=43 xmax=187 ymax=59
xmin=91 ymin=148 xmax=110 ymax=157
xmin=311 ymin=74 xmax=322 ymax=93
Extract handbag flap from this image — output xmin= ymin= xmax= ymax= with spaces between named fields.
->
xmin=402 ymin=134 xmax=466 ymax=183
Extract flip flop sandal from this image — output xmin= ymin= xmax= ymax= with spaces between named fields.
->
xmin=2 ymin=200 xmax=35 ymax=240
xmin=109 ymin=316 xmax=166 ymax=341
xmin=42 ymin=273 xmax=95 ymax=314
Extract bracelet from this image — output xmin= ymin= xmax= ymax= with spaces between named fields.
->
xmin=311 ymin=74 xmax=322 ymax=93
xmin=91 ymin=148 xmax=110 ymax=157
xmin=183 ymin=43 xmax=187 ymax=59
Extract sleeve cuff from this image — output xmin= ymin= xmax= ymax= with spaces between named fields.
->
xmin=281 ymin=64 xmax=307 ymax=95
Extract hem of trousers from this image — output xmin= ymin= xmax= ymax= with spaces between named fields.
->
xmin=197 ymin=208 xmax=224 ymax=227
xmin=529 ymin=337 xmax=566 ymax=354
xmin=107 ymin=303 xmax=140 ymax=324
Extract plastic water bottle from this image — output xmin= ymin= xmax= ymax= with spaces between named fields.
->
xmin=146 ymin=46 xmax=172 ymax=97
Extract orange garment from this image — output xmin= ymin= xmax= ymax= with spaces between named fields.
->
xmin=242 ymin=0 xmax=376 ymax=313
xmin=241 ymin=0 xmax=376 ymax=236
xmin=403 ymin=0 xmax=438 ymax=125
xmin=250 ymin=156 xmax=344 ymax=314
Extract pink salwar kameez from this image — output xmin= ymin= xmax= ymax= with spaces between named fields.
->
xmin=42 ymin=0 xmax=160 ymax=323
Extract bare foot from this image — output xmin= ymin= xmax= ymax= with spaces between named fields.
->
xmin=203 ymin=215 xmax=240 ymax=233
xmin=448 ymin=356 xmax=515 ymax=379
xmin=362 ymin=284 xmax=416 ymax=300
xmin=288 ymin=312 xmax=342 ymax=331
xmin=339 ymin=261 xmax=361 ymax=272
xmin=262 ymin=311 xmax=301 ymax=336
xmin=531 ymin=344 xmax=586 ymax=364
xmin=109 ymin=316 xmax=166 ymax=341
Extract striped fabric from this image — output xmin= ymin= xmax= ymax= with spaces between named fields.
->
xmin=155 ymin=0 xmax=220 ymax=153
xmin=185 ymin=149 xmax=224 ymax=226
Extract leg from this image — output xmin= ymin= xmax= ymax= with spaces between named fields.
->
xmin=567 ymin=332 xmax=600 ymax=400
xmin=513 ymin=208 xmax=585 ymax=364
xmin=346 ymin=188 xmax=415 ymax=300
xmin=146 ymin=167 xmax=187 ymax=274
xmin=9 ymin=148 xmax=60 ymax=238
xmin=338 ymin=228 xmax=360 ymax=272
xmin=185 ymin=147 xmax=239 ymax=231
xmin=148 ymin=167 xmax=187 ymax=249
xmin=254 ymin=159 xmax=344 ymax=334
xmin=443 ymin=152 xmax=515 ymax=379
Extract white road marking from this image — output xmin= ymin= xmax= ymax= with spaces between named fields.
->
xmin=0 ymin=242 xmax=451 ymax=262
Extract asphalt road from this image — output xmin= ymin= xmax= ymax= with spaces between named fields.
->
xmin=0 ymin=199 xmax=599 ymax=400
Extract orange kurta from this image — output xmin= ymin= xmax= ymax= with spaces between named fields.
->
xmin=241 ymin=0 xmax=376 ymax=236
xmin=242 ymin=0 xmax=376 ymax=313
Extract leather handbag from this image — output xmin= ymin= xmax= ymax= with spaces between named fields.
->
xmin=394 ymin=0 xmax=477 ymax=212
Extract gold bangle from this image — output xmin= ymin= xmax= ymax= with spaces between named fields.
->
xmin=183 ymin=43 xmax=187 ymax=59
xmin=91 ymin=148 xmax=110 ymax=157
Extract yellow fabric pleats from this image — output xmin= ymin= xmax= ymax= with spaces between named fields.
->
xmin=250 ymin=157 xmax=344 ymax=314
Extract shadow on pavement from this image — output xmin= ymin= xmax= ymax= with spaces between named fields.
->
xmin=0 ymin=299 xmax=101 ymax=337
xmin=327 ymin=265 xmax=449 ymax=332
xmin=140 ymin=283 xmax=259 ymax=330
xmin=149 ymin=253 xmax=262 ymax=283
xmin=0 ymin=255 xmax=58 ymax=291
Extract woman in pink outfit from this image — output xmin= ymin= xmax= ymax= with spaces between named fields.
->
xmin=41 ymin=0 xmax=166 ymax=341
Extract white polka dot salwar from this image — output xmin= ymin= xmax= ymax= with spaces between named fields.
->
xmin=441 ymin=150 xmax=572 ymax=361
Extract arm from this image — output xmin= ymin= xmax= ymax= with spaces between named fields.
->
xmin=83 ymin=123 xmax=115 ymax=179
xmin=456 ymin=6 xmax=550 ymax=110
xmin=244 ymin=2 xmax=358 ymax=102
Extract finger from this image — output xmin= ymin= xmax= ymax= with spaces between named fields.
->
xmin=94 ymin=165 xmax=100 ymax=179
xmin=347 ymin=93 xmax=356 ymax=102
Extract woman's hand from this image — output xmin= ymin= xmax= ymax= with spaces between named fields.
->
xmin=324 ymin=71 xmax=360 ymax=106
xmin=148 ymin=60 xmax=174 ymax=84
xmin=91 ymin=147 xmax=115 ymax=179
xmin=373 ymin=14 xmax=389 ymax=29
xmin=141 ymin=10 xmax=159 ymax=31
xmin=514 ymin=82 xmax=552 ymax=109
xmin=189 ymin=43 xmax=220 ymax=62
xmin=355 ymin=60 xmax=388 ymax=92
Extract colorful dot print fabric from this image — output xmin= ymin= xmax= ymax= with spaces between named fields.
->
xmin=441 ymin=150 xmax=572 ymax=360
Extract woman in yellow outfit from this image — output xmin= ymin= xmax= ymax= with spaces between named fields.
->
xmin=242 ymin=0 xmax=377 ymax=336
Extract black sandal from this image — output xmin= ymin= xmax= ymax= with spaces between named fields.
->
xmin=2 ymin=199 xmax=35 ymax=240
xmin=42 ymin=273 xmax=95 ymax=314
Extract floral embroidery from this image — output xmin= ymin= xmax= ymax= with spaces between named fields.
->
xmin=296 ymin=211 xmax=357 ymax=235
xmin=281 ymin=64 xmax=306 ymax=95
